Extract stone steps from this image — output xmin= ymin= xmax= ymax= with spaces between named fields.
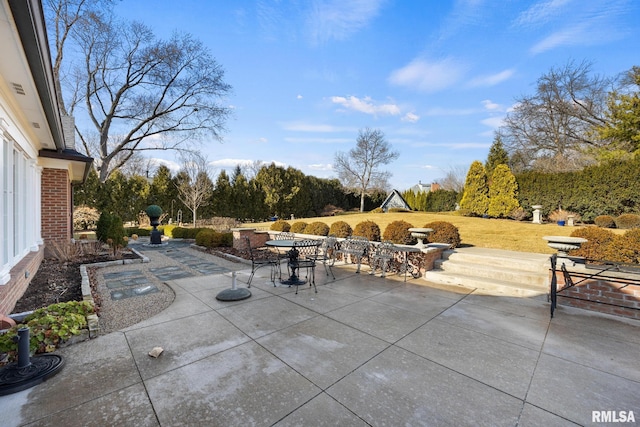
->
xmin=422 ymin=247 xmax=551 ymax=297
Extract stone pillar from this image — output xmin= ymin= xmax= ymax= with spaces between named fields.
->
xmin=532 ymin=205 xmax=543 ymax=224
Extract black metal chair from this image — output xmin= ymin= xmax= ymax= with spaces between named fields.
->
xmin=289 ymin=239 xmax=320 ymax=294
xmin=306 ymin=235 xmax=338 ymax=280
xmin=244 ymin=236 xmax=278 ymax=287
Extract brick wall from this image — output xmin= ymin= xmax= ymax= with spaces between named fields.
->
xmin=232 ymin=228 xmax=269 ymax=250
xmin=551 ymin=269 xmax=640 ymax=320
xmin=41 ymin=168 xmax=71 ymax=243
xmin=0 ymin=246 xmax=44 ymax=316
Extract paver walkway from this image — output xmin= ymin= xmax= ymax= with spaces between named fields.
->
xmin=1 ymin=246 xmax=639 ymax=426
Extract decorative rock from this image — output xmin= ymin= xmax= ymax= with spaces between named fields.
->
xmin=148 ymin=347 xmax=164 ymax=358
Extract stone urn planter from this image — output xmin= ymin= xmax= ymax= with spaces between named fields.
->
xmin=146 ymin=205 xmax=163 ymax=245
xmin=543 ymin=236 xmax=587 ymax=257
xmin=408 ymin=228 xmax=433 ymax=249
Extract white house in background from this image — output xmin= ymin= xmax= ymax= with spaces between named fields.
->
xmin=0 ymin=0 xmax=92 ymax=319
xmin=408 ymin=181 xmax=441 ymax=194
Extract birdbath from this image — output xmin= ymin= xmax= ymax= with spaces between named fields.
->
xmin=543 ymin=236 xmax=587 ymax=258
xmin=409 ymin=228 xmax=433 ymax=249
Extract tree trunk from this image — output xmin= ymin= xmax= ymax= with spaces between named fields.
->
xmin=360 ymin=192 xmax=365 ymax=212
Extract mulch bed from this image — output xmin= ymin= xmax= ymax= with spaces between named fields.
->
xmin=11 ymin=252 xmax=139 ymax=315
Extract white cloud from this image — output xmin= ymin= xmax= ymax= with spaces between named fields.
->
xmin=281 ymin=121 xmax=356 ymax=133
xmin=284 ymin=137 xmax=352 ymax=144
xmin=401 ymin=112 xmax=420 ymax=123
xmin=468 ymin=69 xmax=515 ymax=87
xmin=149 ymin=158 xmax=180 ymax=172
xmin=481 ymin=100 xmax=501 ymax=111
xmin=297 ymin=94 xmax=303 ymax=99
xmin=307 ymin=0 xmax=386 ymax=44
xmin=388 ymin=57 xmax=465 ymax=92
xmin=514 ymin=0 xmax=572 ymax=28
xmin=210 ymin=158 xmax=286 ymax=169
xmin=481 ymin=116 xmax=504 ymax=129
xmin=308 ymin=163 xmax=333 ymax=171
xmin=331 ymin=95 xmax=401 ymax=116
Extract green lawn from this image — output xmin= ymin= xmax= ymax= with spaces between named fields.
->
xmin=244 ymin=211 xmax=598 ymax=254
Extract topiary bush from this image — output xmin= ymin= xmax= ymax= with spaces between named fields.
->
xmin=382 ymin=220 xmax=415 ymax=245
xmin=270 ymin=220 xmax=291 ymax=232
xmin=195 ymin=229 xmax=216 ymax=247
xmin=290 ymin=221 xmax=309 ymax=233
xmin=172 ymin=227 xmax=208 ymax=239
xmin=353 ymin=220 xmax=381 ymax=242
xmin=329 ymin=221 xmax=352 ymax=238
xmin=304 ymin=222 xmax=330 ymax=236
xmin=423 ymin=221 xmax=461 ymax=248
xmin=569 ymin=227 xmax=616 ymax=260
xmin=594 ymin=215 xmax=616 ymax=228
xmin=195 ymin=229 xmax=232 ymax=248
xmin=615 ymin=213 xmax=640 ymax=229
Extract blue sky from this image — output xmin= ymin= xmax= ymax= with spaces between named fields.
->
xmin=113 ymin=0 xmax=639 ymax=190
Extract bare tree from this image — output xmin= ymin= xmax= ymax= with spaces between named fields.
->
xmin=501 ymin=60 xmax=611 ymax=172
xmin=175 ymin=153 xmax=214 ymax=227
xmin=438 ymin=165 xmax=468 ymax=193
xmin=46 ymin=1 xmax=232 ymax=182
xmin=334 ymin=128 xmax=399 ymax=212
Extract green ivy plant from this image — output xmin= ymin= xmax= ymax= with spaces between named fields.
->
xmin=0 ymin=301 xmax=94 ymax=362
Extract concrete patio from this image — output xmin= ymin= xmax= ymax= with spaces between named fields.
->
xmin=1 ymin=256 xmax=639 ymax=426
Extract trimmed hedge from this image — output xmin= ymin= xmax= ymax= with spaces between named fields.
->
xmin=270 ymin=220 xmax=291 ymax=232
xmin=290 ymin=221 xmax=309 ymax=233
xmin=423 ymin=221 xmax=461 ymax=248
xmin=329 ymin=221 xmax=352 ymax=238
xmin=594 ymin=215 xmax=616 ymax=228
xmin=172 ymin=227 xmax=208 ymax=239
xmin=195 ymin=229 xmax=232 ymax=248
xmin=304 ymin=222 xmax=330 ymax=236
xmin=353 ymin=220 xmax=381 ymax=242
xmin=615 ymin=213 xmax=640 ymax=229
xmin=382 ymin=220 xmax=415 ymax=245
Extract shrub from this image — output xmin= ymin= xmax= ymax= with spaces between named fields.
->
xmin=509 ymin=207 xmax=528 ymax=221
xmin=270 ymin=220 xmax=291 ymax=232
xmin=290 ymin=221 xmax=309 ymax=233
xmin=569 ymin=227 xmax=616 ymax=260
xmin=159 ymin=224 xmax=177 ymax=237
xmin=594 ymin=215 xmax=616 ymax=228
xmin=73 ymin=205 xmax=100 ymax=230
xmin=95 ymin=212 xmax=111 ymax=243
xmin=423 ymin=221 xmax=461 ymax=248
xmin=548 ymin=210 xmax=580 ymax=223
xmin=195 ymin=229 xmax=216 ymax=247
xmin=304 ymin=222 xmax=330 ymax=236
xmin=0 ymin=301 xmax=94 ymax=360
xmin=370 ymin=207 xmax=384 ymax=213
xmin=388 ymin=207 xmax=411 ymax=213
xmin=125 ymin=227 xmax=151 ymax=237
xmin=615 ymin=213 xmax=640 ymax=229
xmin=382 ymin=220 xmax=415 ymax=245
xmin=329 ymin=221 xmax=352 ymax=238
xmin=172 ymin=227 xmax=207 ymax=239
xmin=353 ymin=220 xmax=381 ymax=242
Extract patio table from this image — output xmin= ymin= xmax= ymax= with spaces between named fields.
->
xmin=265 ymin=239 xmax=320 ymax=286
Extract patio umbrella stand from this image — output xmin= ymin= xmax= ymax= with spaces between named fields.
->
xmin=216 ymin=271 xmax=251 ymax=301
xmin=0 ymin=327 xmax=64 ymax=396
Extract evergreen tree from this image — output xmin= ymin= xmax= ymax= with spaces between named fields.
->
xmin=485 ymin=134 xmax=509 ymax=176
xmin=149 ymin=165 xmax=179 ymax=219
xmin=459 ymin=161 xmax=489 ymax=216
xmin=212 ymin=170 xmax=232 ymax=217
xmin=488 ymin=164 xmax=520 ymax=218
